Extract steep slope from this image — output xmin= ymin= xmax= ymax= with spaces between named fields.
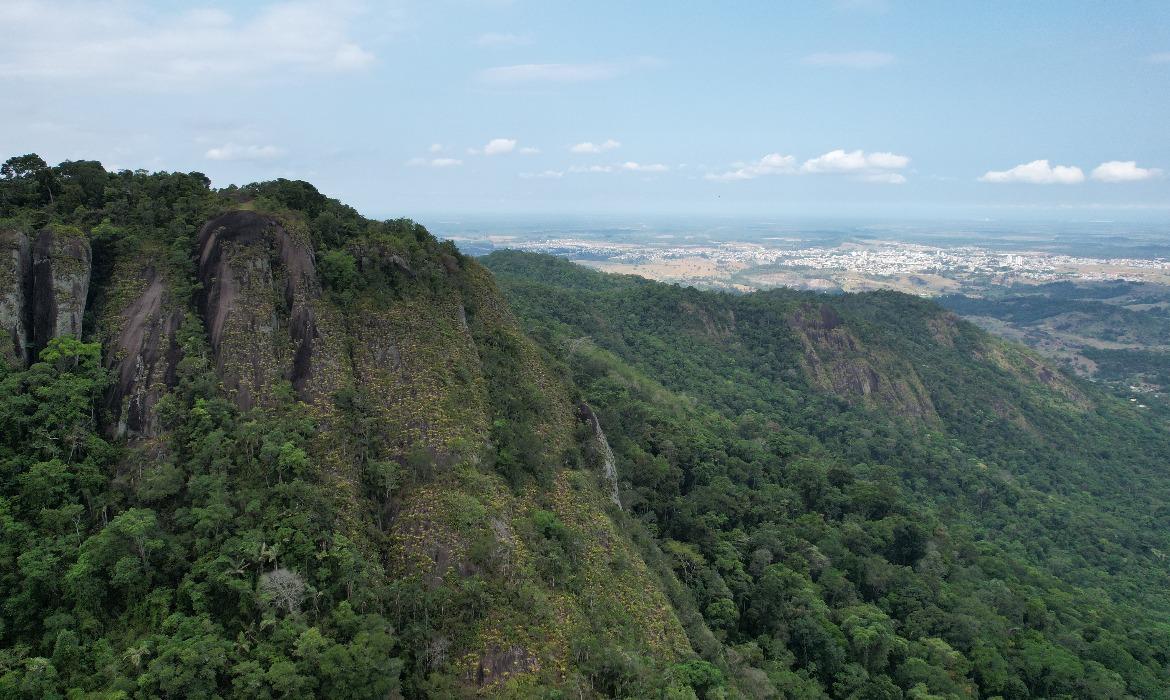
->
xmin=0 ymin=160 xmax=705 ymax=698
xmin=485 ymin=250 xmax=1170 ymax=699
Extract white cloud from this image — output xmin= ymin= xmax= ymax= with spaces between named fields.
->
xmin=622 ymin=161 xmax=669 ymax=173
xmin=483 ymin=138 xmax=517 ymax=155
xmin=474 ymin=32 xmax=532 ymax=48
xmin=204 ymin=143 xmax=284 ymax=161
xmin=865 ymin=152 xmax=911 ymax=169
xmin=708 ymin=149 xmax=910 ymax=183
xmin=428 ymin=143 xmax=444 ymax=153
xmin=706 ymin=153 xmax=797 ymax=181
xmin=800 ymin=148 xmax=907 ymax=173
xmin=801 ymin=149 xmax=909 ymax=173
xmin=570 ymin=139 xmax=621 ymax=154
xmin=802 ymin=51 xmax=895 ymax=69
xmin=1091 ymin=161 xmax=1162 ymax=182
xmin=520 ymin=170 xmax=564 ymax=179
xmin=519 ymin=146 xmax=541 ymax=154
xmin=477 ymin=57 xmax=661 ymax=86
xmin=0 ymin=0 xmax=377 ymax=88
xmin=407 ymin=157 xmax=463 ymax=167
xmin=979 ymin=160 xmax=1085 ymax=184
xmin=1148 ymin=52 xmax=1170 ymax=64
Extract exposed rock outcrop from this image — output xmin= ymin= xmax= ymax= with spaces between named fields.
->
xmin=790 ymin=302 xmax=938 ymax=421
xmin=0 ymin=229 xmax=30 ymax=366
xmin=196 ymin=211 xmax=336 ymax=410
xmin=104 ymin=264 xmax=184 ymax=438
xmin=30 ymin=227 xmax=91 ymax=354
xmin=577 ymin=401 xmax=622 ymax=508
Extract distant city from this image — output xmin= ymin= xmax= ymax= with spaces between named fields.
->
xmin=433 ymin=218 xmax=1170 ymax=295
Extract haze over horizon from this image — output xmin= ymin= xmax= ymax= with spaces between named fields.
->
xmin=2 ymin=0 xmax=1168 ymax=221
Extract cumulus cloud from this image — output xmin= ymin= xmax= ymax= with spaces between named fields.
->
xmin=482 ymin=138 xmax=518 ymax=156
xmin=570 ymin=139 xmax=621 ymax=154
xmin=979 ymin=160 xmax=1085 ymax=184
xmin=622 ymin=162 xmax=669 ymax=173
xmin=801 ymin=149 xmax=909 ymax=173
xmin=802 ymin=51 xmax=895 ymax=69
xmin=705 ymin=153 xmax=797 ymax=181
xmin=1090 ymin=160 xmax=1163 ymax=182
xmin=707 ymin=149 xmax=909 ymax=183
xmin=519 ymin=146 xmax=541 ymax=154
xmin=407 ymin=157 xmax=462 ymax=167
xmin=0 ymin=0 xmax=377 ymax=88
xmin=204 ymin=143 xmax=284 ymax=161
xmin=474 ymin=32 xmax=532 ymax=48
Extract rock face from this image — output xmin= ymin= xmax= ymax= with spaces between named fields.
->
xmin=0 ymin=227 xmax=94 ymax=367
xmin=30 ymin=227 xmax=92 ymax=353
xmin=196 ymin=211 xmax=327 ymax=410
xmin=577 ymin=402 xmax=622 ymax=508
xmin=104 ymin=264 xmax=184 ymax=438
xmin=790 ymin=302 xmax=938 ymax=421
xmin=0 ymin=229 xmax=30 ymax=366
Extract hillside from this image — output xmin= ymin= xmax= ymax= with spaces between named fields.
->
xmin=938 ymin=281 xmax=1170 ymax=404
xmin=0 ymin=157 xmax=701 ymax=698
xmin=3 ymin=154 xmax=1170 ymax=699
xmin=484 ymin=250 xmax=1170 ymax=699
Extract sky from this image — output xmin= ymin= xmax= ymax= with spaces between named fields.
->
xmin=1 ymin=0 xmax=1169 ymax=222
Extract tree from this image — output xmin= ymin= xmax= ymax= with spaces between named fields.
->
xmin=260 ymin=568 xmax=308 ymax=616
xmin=1 ymin=153 xmax=58 ymax=205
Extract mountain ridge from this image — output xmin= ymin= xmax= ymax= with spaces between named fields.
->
xmin=485 ymin=248 xmax=1170 ymax=698
xmin=1 ymin=156 xmax=1169 ymax=697
xmin=0 ymin=159 xmax=701 ymax=697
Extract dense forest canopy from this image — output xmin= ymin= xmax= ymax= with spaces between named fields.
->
xmin=484 ymin=250 xmax=1170 ymax=699
xmin=1 ymin=154 xmax=1169 ymax=698
xmin=0 ymin=155 xmax=712 ymax=697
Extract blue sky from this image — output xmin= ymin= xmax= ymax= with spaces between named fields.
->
xmin=1 ymin=0 xmax=1168 ymax=221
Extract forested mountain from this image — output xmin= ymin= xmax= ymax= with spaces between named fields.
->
xmin=1 ymin=155 xmax=1169 ymax=699
xmin=0 ymin=156 xmax=699 ymax=698
xmin=483 ymin=251 xmax=1170 ymax=699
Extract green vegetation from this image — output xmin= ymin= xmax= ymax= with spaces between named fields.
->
xmin=4 ymin=153 xmax=1170 ymax=697
xmin=939 ymin=281 xmax=1170 ymax=403
xmin=0 ymin=156 xmax=708 ymax=698
xmin=486 ymin=250 xmax=1170 ymax=699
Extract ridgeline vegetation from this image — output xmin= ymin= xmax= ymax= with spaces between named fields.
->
xmin=0 ymin=154 xmax=1168 ymax=698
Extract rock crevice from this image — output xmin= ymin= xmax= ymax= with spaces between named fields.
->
xmin=0 ymin=227 xmax=92 ymax=367
xmin=31 ymin=227 xmax=92 ymax=352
